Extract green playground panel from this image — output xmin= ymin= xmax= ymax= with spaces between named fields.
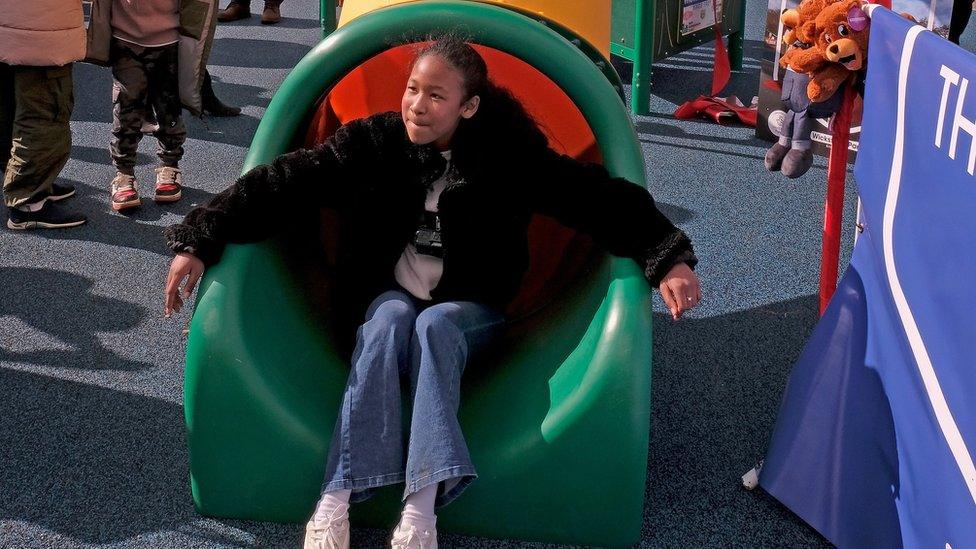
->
xmin=186 ymin=2 xmax=654 ymax=547
xmin=611 ymin=0 xmax=747 ymax=114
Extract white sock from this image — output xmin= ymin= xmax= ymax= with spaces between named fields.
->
xmin=399 ymin=484 xmax=437 ymax=530
xmin=312 ymin=489 xmax=351 ymax=524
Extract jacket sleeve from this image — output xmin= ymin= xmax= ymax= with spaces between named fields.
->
xmin=163 ymin=117 xmax=371 ymax=266
xmin=524 ymin=148 xmax=698 ymax=287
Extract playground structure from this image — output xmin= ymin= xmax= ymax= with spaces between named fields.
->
xmin=331 ymin=0 xmax=623 ymax=98
xmin=611 ymin=0 xmax=747 ymax=114
xmin=320 ymin=0 xmax=749 ymax=114
xmin=183 ymin=1 xmax=657 ymax=546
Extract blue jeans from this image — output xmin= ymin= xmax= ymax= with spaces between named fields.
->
xmin=320 ymin=289 xmax=505 ymax=507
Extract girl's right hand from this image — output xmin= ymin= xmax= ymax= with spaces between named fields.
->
xmin=164 ymin=252 xmax=205 ymax=318
xmin=658 ymin=261 xmax=701 ymax=321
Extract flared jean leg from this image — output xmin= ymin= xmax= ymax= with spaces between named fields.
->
xmin=403 ymin=301 xmax=505 ymax=507
xmin=321 ymin=290 xmax=417 ymax=501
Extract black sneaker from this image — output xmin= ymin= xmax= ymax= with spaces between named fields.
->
xmin=25 ymin=183 xmax=76 ymax=206
xmin=7 ymin=201 xmax=87 ymax=230
xmin=44 ymin=182 xmax=76 ymax=202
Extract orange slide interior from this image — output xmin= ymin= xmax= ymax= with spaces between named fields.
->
xmin=303 ymin=44 xmax=606 ymax=318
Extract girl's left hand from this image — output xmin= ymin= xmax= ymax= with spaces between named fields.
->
xmin=658 ymin=262 xmax=701 ymax=321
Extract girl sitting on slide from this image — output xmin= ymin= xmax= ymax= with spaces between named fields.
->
xmin=162 ymin=35 xmax=701 ymax=549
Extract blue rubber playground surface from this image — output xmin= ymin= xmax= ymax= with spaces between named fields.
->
xmin=3 ymin=1 xmax=973 ymax=547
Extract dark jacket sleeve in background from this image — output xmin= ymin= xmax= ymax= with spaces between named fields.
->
xmin=525 ymin=148 xmax=697 ymax=287
xmin=163 ymin=118 xmax=371 ymax=266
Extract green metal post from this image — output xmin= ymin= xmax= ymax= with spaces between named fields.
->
xmin=631 ymin=0 xmax=655 ymax=115
xmin=728 ymin=0 xmax=746 ymax=71
xmin=320 ymin=0 xmax=337 ymax=38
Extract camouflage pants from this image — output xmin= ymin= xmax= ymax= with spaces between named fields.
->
xmin=0 ymin=63 xmax=74 ymax=207
xmin=110 ymin=39 xmax=186 ymax=175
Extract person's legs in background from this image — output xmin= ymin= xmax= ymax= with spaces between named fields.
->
xmin=217 ymin=0 xmax=251 ymax=22
xmin=949 ymin=0 xmax=972 ymax=45
xmin=109 ymin=41 xmax=151 ymax=211
xmin=217 ymin=0 xmax=282 ymax=24
xmin=145 ymin=42 xmax=186 ymax=204
xmin=201 ymin=70 xmax=241 ymax=117
xmin=3 ymin=63 xmax=85 ymax=230
xmin=261 ymin=0 xmax=282 ymax=24
xmin=1 ymin=63 xmax=14 ymax=178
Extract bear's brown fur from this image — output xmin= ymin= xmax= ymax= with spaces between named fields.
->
xmin=804 ymin=0 xmax=870 ymax=102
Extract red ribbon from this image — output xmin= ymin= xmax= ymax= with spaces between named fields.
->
xmin=711 ymin=0 xmax=731 ymax=95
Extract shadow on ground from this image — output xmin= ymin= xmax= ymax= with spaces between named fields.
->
xmin=0 ymin=267 xmax=151 ymax=371
xmin=208 ymin=38 xmax=312 ymax=69
xmin=0 ymin=369 xmax=188 ymax=541
xmin=642 ymin=293 xmax=829 ymax=547
xmin=0 ymin=369 xmax=304 ymax=546
xmin=215 ymin=14 xmax=322 ymax=30
xmin=71 ymin=145 xmax=151 ymax=167
xmin=0 ymin=294 xmax=828 ymax=546
xmin=6 ymin=179 xmax=213 ymax=256
xmin=635 ymin=113 xmax=770 ymax=162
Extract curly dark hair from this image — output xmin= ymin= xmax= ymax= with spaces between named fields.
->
xmin=413 ymin=35 xmax=549 ymax=155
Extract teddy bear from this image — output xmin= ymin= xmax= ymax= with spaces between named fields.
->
xmin=779 ymin=0 xmax=836 ymax=75
xmin=799 ymin=0 xmax=872 ymax=102
xmin=765 ymin=0 xmax=856 ymax=178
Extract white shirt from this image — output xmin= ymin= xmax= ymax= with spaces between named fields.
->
xmin=394 ymin=151 xmax=452 ymax=300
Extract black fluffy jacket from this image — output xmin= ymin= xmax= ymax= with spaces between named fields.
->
xmin=164 ymin=111 xmax=697 ymax=310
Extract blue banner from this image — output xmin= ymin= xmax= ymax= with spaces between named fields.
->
xmin=760 ymin=8 xmax=976 ymax=547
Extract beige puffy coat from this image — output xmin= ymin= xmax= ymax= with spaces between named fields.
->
xmin=0 ymin=0 xmax=87 ymax=66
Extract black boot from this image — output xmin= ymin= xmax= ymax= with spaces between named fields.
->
xmin=202 ymin=70 xmax=242 ymax=117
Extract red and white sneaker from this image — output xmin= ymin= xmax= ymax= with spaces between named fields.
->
xmin=154 ymin=166 xmax=183 ymax=203
xmin=110 ymin=173 xmax=141 ymax=211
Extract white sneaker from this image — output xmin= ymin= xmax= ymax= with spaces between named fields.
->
xmin=303 ymin=504 xmax=350 ymax=549
xmin=390 ymin=521 xmax=437 ymax=549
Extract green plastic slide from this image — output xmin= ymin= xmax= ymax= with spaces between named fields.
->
xmin=184 ymin=2 xmax=653 ymax=546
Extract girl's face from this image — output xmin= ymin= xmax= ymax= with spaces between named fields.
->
xmin=401 ymin=54 xmax=480 ymax=150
